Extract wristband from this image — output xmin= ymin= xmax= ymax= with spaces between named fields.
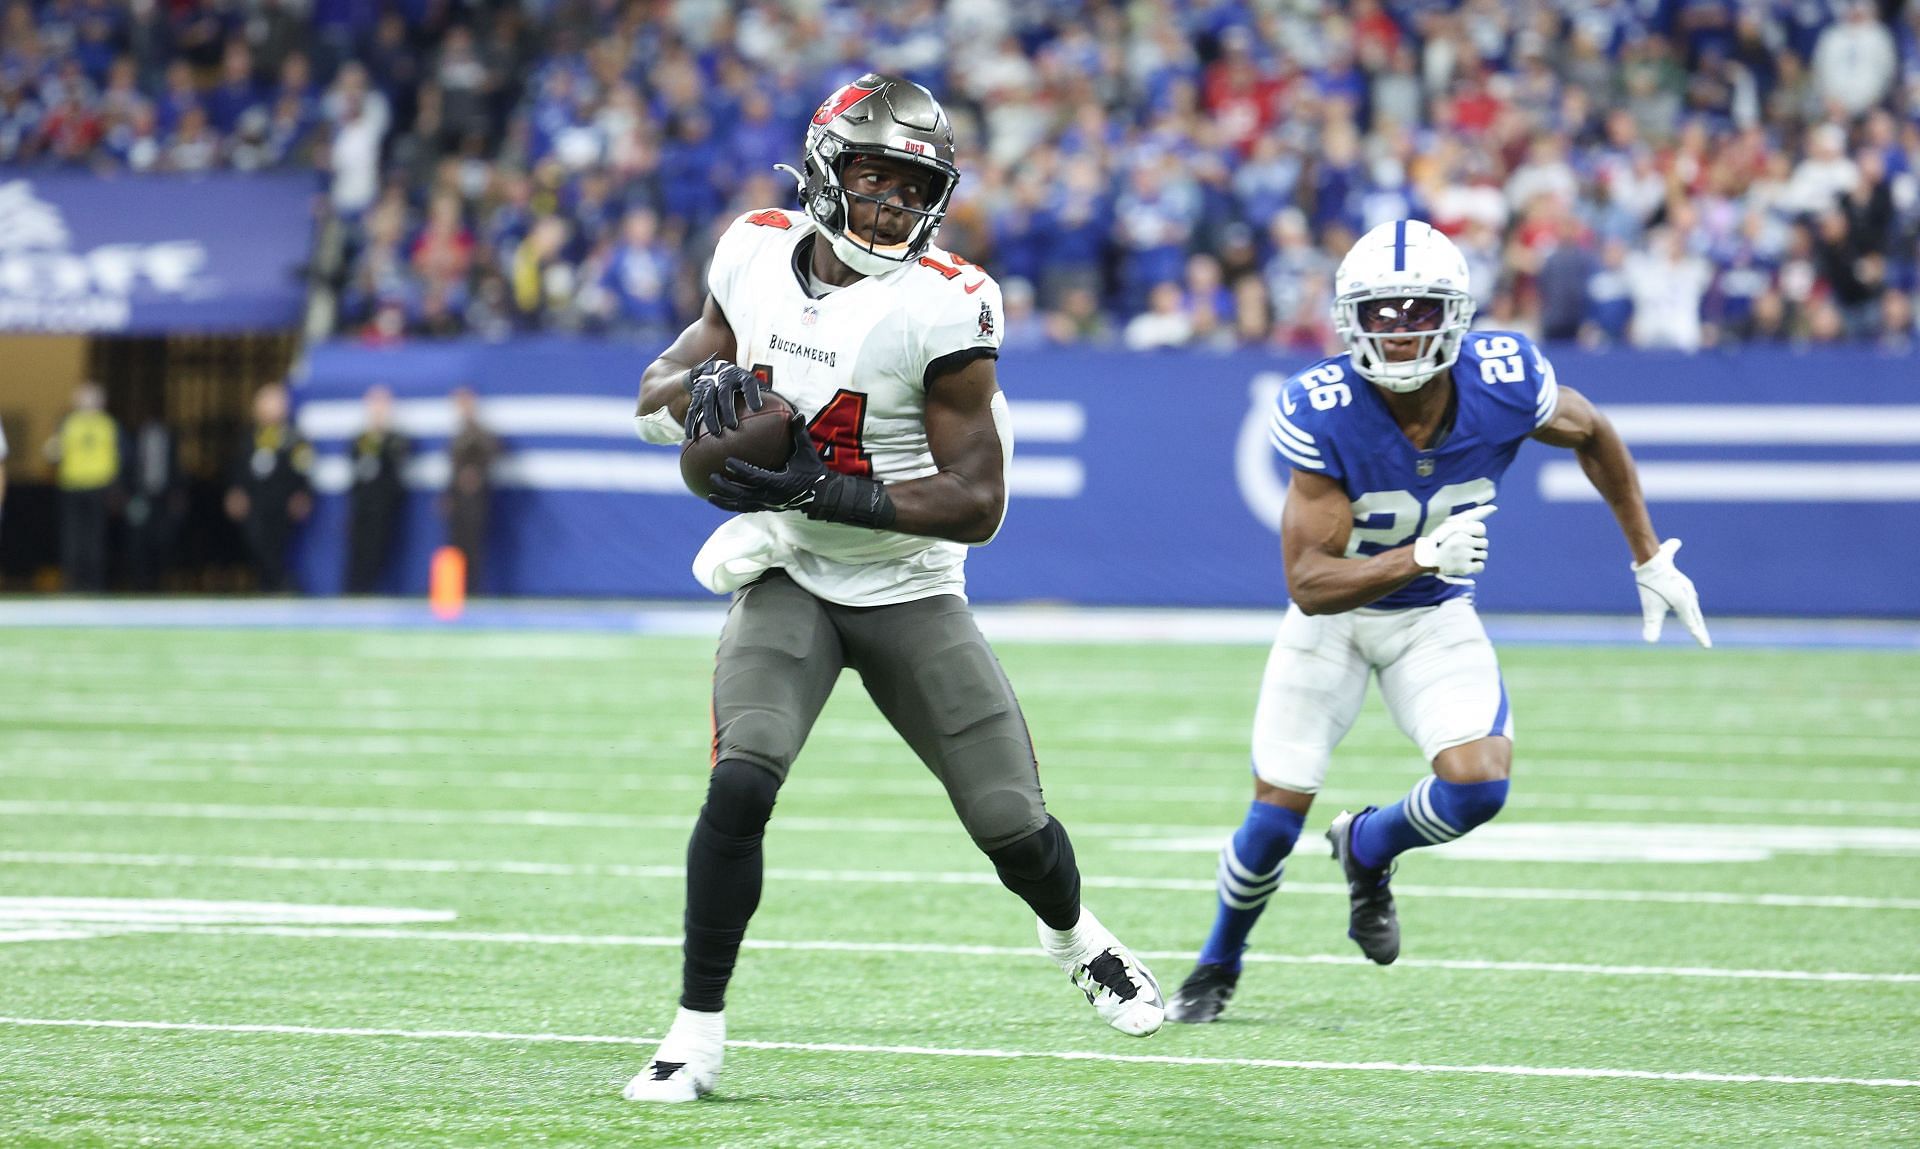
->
xmin=806 ymin=475 xmax=896 ymax=530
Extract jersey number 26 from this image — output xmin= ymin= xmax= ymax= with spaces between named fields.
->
xmin=1346 ymin=478 xmax=1495 ymax=556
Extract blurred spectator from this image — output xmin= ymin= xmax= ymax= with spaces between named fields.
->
xmin=1124 ymin=282 xmax=1194 ymax=351
xmin=998 ymin=278 xmax=1046 ymax=352
xmin=511 ymin=215 xmax=576 ymax=327
xmin=581 ymin=207 xmax=679 ymax=337
xmin=1785 ymin=122 xmax=1861 ymax=216
xmin=1045 ymin=285 xmax=1114 ymax=346
xmin=1584 ymin=237 xmax=1635 ymax=347
xmin=1625 ymin=227 xmax=1713 ymax=350
xmin=1114 ymin=162 xmax=1201 ymax=313
xmin=325 ymin=62 xmax=388 ymax=217
xmin=1537 ymin=217 xmax=1597 ymax=344
xmin=1231 ymin=275 xmax=1272 ymax=346
xmin=1878 ymin=288 xmax=1915 ymax=352
xmin=344 ymin=385 xmax=409 ymax=595
xmin=45 ymin=383 xmax=117 ymax=593
xmin=1813 ymin=1 xmax=1898 ymax=117
xmin=5 ymin=0 xmax=1915 ymax=350
xmin=124 ymin=412 xmax=184 ymax=593
xmin=225 ymin=383 xmax=312 ymax=594
xmin=440 ymin=388 xmax=500 ymax=592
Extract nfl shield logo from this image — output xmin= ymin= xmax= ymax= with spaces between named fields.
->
xmin=801 ymin=305 xmax=818 ymax=326
xmin=1416 ymin=457 xmax=1435 ymax=477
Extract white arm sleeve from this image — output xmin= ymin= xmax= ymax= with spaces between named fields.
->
xmin=973 ymin=389 xmax=1013 ymax=547
xmin=634 ymin=406 xmax=686 ymax=445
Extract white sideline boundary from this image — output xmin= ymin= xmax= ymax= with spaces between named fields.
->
xmin=1 ymin=1017 xmax=1912 ymax=1089
xmin=115 ymin=925 xmax=1920 ymax=985
xmin=3 ymin=851 xmax=1919 ymax=911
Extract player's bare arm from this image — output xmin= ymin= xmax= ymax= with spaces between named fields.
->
xmin=883 ymin=356 xmax=1006 ymax=544
xmin=636 ymin=294 xmax=738 ymax=428
xmin=1529 ymin=384 xmax=1658 ymax=564
xmin=1280 ymin=469 xmax=1428 ymax=615
xmin=1531 ymin=383 xmax=1710 ymax=645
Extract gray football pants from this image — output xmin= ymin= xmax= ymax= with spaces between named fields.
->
xmin=711 ymin=569 xmax=1050 ymax=851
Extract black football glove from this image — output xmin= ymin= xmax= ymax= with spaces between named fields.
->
xmin=707 ymin=415 xmax=897 ymax=529
xmin=683 ymin=356 xmax=763 ymax=440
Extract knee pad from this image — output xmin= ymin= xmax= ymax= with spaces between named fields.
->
xmin=985 ymin=816 xmax=1071 ymax=881
xmin=700 ymin=758 xmax=782 ymax=839
xmin=1427 ymin=776 xmax=1508 ymax=835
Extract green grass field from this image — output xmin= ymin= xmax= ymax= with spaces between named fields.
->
xmin=1 ymin=625 xmax=1916 ymax=1147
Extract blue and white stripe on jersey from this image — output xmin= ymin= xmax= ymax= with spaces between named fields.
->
xmin=1268 ymin=403 xmax=1325 ymax=471
xmin=1531 ymin=345 xmax=1560 ymax=429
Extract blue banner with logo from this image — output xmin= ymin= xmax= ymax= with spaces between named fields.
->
xmin=0 ymin=173 xmax=315 ymax=333
xmin=292 ymin=339 xmax=1920 ymax=617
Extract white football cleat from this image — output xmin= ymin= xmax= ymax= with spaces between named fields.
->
xmin=623 ymin=1007 xmax=724 ymax=1103
xmin=1040 ymin=908 xmax=1165 ymax=1037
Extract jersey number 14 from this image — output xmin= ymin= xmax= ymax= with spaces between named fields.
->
xmin=751 ymin=365 xmax=873 ymax=478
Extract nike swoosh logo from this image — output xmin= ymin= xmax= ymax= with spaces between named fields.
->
xmin=963 ymin=279 xmax=987 ymax=294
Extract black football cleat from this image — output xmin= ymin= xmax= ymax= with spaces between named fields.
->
xmin=1327 ymin=810 xmax=1399 ymax=965
xmin=1164 ymin=962 xmax=1240 ymax=1024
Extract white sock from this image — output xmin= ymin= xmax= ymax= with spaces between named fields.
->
xmin=1041 ymin=907 xmax=1106 ymax=962
xmin=665 ymin=1006 xmax=725 ymax=1049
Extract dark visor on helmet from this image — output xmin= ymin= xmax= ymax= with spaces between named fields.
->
xmin=1357 ymin=296 xmax=1448 ymax=334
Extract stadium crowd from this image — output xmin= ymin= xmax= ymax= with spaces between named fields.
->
xmin=2 ymin=0 xmax=1918 ymax=353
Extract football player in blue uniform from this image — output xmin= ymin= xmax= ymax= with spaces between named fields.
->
xmin=1164 ymin=219 xmax=1710 ymax=1023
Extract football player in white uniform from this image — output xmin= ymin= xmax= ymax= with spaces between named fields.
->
xmin=1163 ymin=220 xmax=1711 ymax=1024
xmin=624 ymin=74 xmax=1163 ymax=1103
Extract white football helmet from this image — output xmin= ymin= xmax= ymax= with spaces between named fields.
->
xmin=1332 ymin=220 xmax=1476 ymax=392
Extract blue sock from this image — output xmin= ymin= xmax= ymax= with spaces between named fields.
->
xmin=1349 ymin=776 xmax=1509 ymax=870
xmin=1196 ymin=801 xmax=1306 ymax=969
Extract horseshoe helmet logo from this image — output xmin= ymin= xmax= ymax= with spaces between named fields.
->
xmin=1235 ymin=372 xmax=1291 ymax=534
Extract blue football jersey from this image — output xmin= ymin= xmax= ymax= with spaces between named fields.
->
xmin=1267 ymin=331 xmax=1561 ymax=610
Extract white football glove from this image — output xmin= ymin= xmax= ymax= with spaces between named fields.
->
xmin=1632 ymin=538 xmax=1711 ymax=647
xmin=1412 ymin=504 xmax=1496 ymax=585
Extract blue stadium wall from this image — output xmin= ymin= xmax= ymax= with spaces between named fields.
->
xmin=292 ymin=339 xmax=1920 ymax=617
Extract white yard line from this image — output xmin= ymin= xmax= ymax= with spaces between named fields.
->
xmin=0 ymin=798 xmax=1209 ymax=836
xmin=10 ymin=802 xmax=1920 ymax=861
xmin=0 ymin=1016 xmax=1910 ymax=1089
xmin=8 ymin=703 xmax=1919 ymax=755
xmin=7 ymin=760 xmax=1920 ymax=818
xmin=7 ymin=740 xmax=1914 ymax=788
xmin=117 ymin=925 xmax=1920 ymax=984
xmin=3 ymin=850 xmax=1918 ymax=910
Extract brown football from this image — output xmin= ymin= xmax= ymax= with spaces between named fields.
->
xmin=681 ymin=389 xmax=797 ymax=498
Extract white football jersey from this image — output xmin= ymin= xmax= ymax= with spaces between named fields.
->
xmin=691 ymin=208 xmax=1009 ymax=607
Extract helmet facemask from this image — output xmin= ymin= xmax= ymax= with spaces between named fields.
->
xmin=1334 ymin=287 xmax=1475 ymax=392
xmin=797 ymin=135 xmax=957 ymax=276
